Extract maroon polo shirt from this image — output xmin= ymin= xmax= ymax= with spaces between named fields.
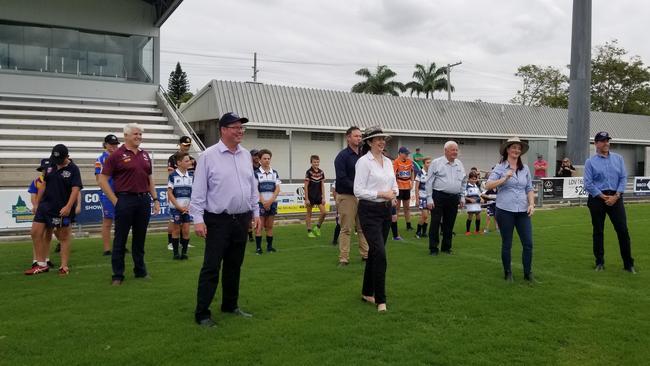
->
xmin=101 ymin=144 xmax=152 ymax=193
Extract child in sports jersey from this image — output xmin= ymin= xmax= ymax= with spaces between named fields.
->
xmin=167 ymin=152 xmax=194 ymax=260
xmin=255 ymin=149 xmax=281 ymax=254
xmin=304 ymin=155 xmax=327 ymax=238
xmin=393 ymin=147 xmax=415 ymax=231
xmin=464 ymin=171 xmax=483 ymax=235
xmin=481 ymin=185 xmax=499 ymax=233
xmin=414 ymin=157 xmax=431 ymax=239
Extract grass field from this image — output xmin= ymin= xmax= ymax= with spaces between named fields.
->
xmin=1 ymin=204 xmax=649 ymax=366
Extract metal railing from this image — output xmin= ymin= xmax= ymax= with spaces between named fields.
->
xmin=156 ymin=85 xmax=206 ymax=152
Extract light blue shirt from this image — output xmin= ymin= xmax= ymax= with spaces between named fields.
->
xmin=488 ymin=161 xmax=533 ymax=213
xmin=584 ymin=152 xmax=627 ymax=197
xmin=189 ymin=140 xmax=260 ymax=224
xmin=425 ymin=156 xmax=467 ymax=205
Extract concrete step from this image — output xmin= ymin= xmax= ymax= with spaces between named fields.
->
xmin=0 ymin=93 xmax=158 ymax=107
xmin=0 ymin=110 xmax=168 ymax=122
xmin=0 ymin=100 xmax=162 ymax=115
xmin=0 ymin=119 xmax=174 ymax=131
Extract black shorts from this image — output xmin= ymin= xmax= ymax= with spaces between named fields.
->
xmin=307 ymin=193 xmax=323 ymax=206
xmin=397 ymin=189 xmax=411 ymax=201
xmin=33 ymin=210 xmax=74 ymax=228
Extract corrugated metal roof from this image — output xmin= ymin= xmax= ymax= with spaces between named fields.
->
xmin=181 ymin=80 xmax=650 ymax=143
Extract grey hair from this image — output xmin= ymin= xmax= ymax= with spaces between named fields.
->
xmin=444 ymin=140 xmax=458 ymax=150
xmin=124 ymin=123 xmax=144 ymax=135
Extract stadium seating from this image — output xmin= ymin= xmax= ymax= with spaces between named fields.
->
xmin=0 ymin=92 xmax=186 ymax=188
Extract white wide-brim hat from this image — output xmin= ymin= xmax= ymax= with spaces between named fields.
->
xmin=500 ymin=137 xmax=529 ymax=156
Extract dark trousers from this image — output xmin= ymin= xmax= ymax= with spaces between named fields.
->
xmin=587 ymin=195 xmax=633 ymax=268
xmin=195 ymin=211 xmax=251 ymax=322
xmin=358 ymin=200 xmax=391 ymax=305
xmin=495 ymin=208 xmax=533 ymax=275
xmin=428 ymin=190 xmax=460 ymax=253
xmin=112 ymin=194 xmax=152 ymax=281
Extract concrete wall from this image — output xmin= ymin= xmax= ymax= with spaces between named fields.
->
xmin=0 ymin=73 xmax=157 ymax=100
xmin=1 ymin=0 xmax=158 ymax=37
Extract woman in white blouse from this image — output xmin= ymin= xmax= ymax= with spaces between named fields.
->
xmin=354 ymin=126 xmax=398 ymax=312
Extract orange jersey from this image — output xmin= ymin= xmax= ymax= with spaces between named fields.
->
xmin=393 ymin=158 xmax=414 ymax=190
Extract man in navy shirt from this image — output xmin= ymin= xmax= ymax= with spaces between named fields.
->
xmin=25 ymin=144 xmax=83 ymax=276
xmin=334 ymin=126 xmax=368 ymax=266
xmin=584 ymin=131 xmax=635 ymax=273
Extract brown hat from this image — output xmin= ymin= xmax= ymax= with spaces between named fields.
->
xmin=362 ymin=126 xmax=391 ymax=142
xmin=500 ymin=137 xmax=529 ymax=156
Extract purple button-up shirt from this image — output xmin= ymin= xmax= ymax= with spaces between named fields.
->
xmin=189 ymin=140 xmax=259 ymax=224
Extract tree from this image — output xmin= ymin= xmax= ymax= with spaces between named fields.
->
xmin=590 ymin=40 xmax=650 ymax=115
xmin=351 ymin=65 xmax=405 ymax=96
xmin=510 ymin=65 xmax=569 ymax=108
xmin=405 ymin=63 xmax=452 ymax=99
xmin=167 ymin=62 xmax=190 ymax=107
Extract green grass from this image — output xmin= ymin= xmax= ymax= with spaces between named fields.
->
xmin=1 ymin=204 xmax=650 ymax=366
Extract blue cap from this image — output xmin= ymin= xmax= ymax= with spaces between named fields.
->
xmin=594 ymin=131 xmax=611 ymax=142
xmin=398 ymin=146 xmax=410 ymax=155
xmin=36 ymin=158 xmax=50 ymax=172
xmin=219 ymin=112 xmax=249 ymax=127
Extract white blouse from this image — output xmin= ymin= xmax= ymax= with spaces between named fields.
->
xmin=354 ymin=152 xmax=398 ymax=202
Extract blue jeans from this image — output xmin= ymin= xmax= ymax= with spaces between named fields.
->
xmin=495 ymin=208 xmax=533 ymax=275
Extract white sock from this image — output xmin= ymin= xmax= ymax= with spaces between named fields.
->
xmin=37 ymin=261 xmax=47 ymax=267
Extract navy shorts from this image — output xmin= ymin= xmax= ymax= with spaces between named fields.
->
xmin=100 ymin=196 xmax=115 ymax=219
xmin=259 ymin=202 xmax=278 ymax=217
xmin=33 ymin=208 xmax=74 ymax=228
xmin=486 ymin=203 xmax=496 ymax=217
xmin=418 ymin=197 xmax=429 ymax=210
xmin=170 ymin=209 xmax=192 ymax=224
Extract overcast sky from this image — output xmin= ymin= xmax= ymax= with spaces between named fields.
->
xmin=160 ymin=0 xmax=649 ymax=104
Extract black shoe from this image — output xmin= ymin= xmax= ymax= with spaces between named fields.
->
xmin=504 ymin=271 xmax=514 ymax=282
xmin=624 ymin=266 xmax=637 ymax=274
xmin=255 ymin=248 xmax=262 ymax=255
xmin=429 ymin=251 xmax=439 ymax=256
xmin=54 ymin=243 xmax=61 ymax=253
xmin=180 ymin=254 xmax=188 ymax=260
xmin=524 ymin=273 xmax=540 ymax=284
xmin=223 ymin=308 xmax=253 ymax=318
xmin=173 ymin=254 xmax=181 ymax=260
xmin=267 ymin=247 xmax=277 ymax=253
xmin=46 ymin=260 xmax=56 ymax=268
xmin=197 ymin=318 xmax=216 ymax=327
xmin=594 ymin=264 xmax=604 ymax=271
xmin=103 ymin=250 xmax=112 ymax=256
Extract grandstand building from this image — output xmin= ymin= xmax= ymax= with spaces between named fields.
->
xmin=0 ymin=0 xmax=199 ymax=188
xmin=180 ymin=80 xmax=650 ymax=181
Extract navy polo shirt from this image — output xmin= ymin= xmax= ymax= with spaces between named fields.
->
xmin=334 ymin=146 xmax=362 ymax=195
xmin=40 ymin=161 xmax=83 ymax=216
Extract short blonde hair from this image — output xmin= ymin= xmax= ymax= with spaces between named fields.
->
xmin=124 ymin=123 xmax=144 ymax=135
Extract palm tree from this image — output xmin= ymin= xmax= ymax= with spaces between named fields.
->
xmin=351 ymin=65 xmax=405 ymax=96
xmin=405 ymin=63 xmax=453 ymax=99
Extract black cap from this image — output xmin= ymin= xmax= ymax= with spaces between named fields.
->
xmin=179 ymin=136 xmax=192 ymax=145
xmin=250 ymin=149 xmax=260 ymax=156
xmin=219 ymin=112 xmax=249 ymax=127
xmin=36 ymin=158 xmax=50 ymax=172
xmin=594 ymin=131 xmax=612 ymax=142
xmin=104 ymin=134 xmax=119 ymax=145
xmin=50 ymin=144 xmax=69 ymax=165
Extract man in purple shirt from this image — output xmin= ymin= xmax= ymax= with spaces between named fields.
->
xmin=190 ymin=112 xmax=260 ymax=328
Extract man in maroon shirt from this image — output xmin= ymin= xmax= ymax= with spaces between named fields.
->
xmin=98 ymin=123 xmax=161 ymax=285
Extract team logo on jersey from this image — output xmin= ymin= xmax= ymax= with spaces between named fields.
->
xmin=61 ymin=170 xmax=71 ymax=178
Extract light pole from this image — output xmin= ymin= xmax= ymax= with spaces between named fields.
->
xmin=447 ymin=61 xmax=462 ymax=101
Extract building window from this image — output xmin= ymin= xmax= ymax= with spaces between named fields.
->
xmin=257 ymin=129 xmax=289 ymax=140
xmin=0 ymin=21 xmax=153 ymax=83
xmin=311 ymin=132 xmax=334 ymax=141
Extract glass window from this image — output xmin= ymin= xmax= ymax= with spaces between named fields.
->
xmin=0 ymin=21 xmax=155 ymax=83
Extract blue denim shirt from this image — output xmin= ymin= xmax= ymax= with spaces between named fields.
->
xmin=488 ymin=161 xmax=533 ymax=213
xmin=583 ymin=152 xmax=627 ymax=197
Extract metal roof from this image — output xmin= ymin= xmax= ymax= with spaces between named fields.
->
xmin=141 ymin=0 xmax=183 ymax=26
xmin=181 ymin=80 xmax=650 ymax=143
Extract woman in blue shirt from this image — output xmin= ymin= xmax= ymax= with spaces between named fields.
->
xmin=485 ymin=137 xmax=536 ymax=283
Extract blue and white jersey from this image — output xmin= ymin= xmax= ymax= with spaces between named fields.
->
xmin=415 ymin=168 xmax=428 ymax=195
xmin=167 ymin=169 xmax=194 ymax=210
xmin=255 ymin=166 xmax=281 ymax=201
xmin=464 ymin=182 xmax=482 ymax=212
xmin=95 ymin=151 xmax=114 ymax=199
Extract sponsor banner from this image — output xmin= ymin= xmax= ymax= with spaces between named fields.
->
xmin=541 ymin=178 xmax=564 ymax=199
xmin=562 ymin=177 xmax=588 ymax=198
xmin=634 ymin=177 xmax=650 ymax=196
xmin=76 ymin=187 xmax=171 ymax=225
xmin=276 ymin=183 xmax=332 ymax=214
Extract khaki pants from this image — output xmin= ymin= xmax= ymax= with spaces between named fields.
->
xmin=336 ymin=194 xmax=368 ymax=263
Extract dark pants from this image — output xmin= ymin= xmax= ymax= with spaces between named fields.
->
xmin=358 ymin=200 xmax=391 ymax=305
xmin=112 ymin=193 xmax=152 ymax=281
xmin=428 ymin=190 xmax=460 ymax=253
xmin=587 ymin=195 xmax=633 ymax=269
xmin=195 ymin=211 xmax=251 ymax=322
xmin=495 ymin=208 xmax=533 ymax=275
